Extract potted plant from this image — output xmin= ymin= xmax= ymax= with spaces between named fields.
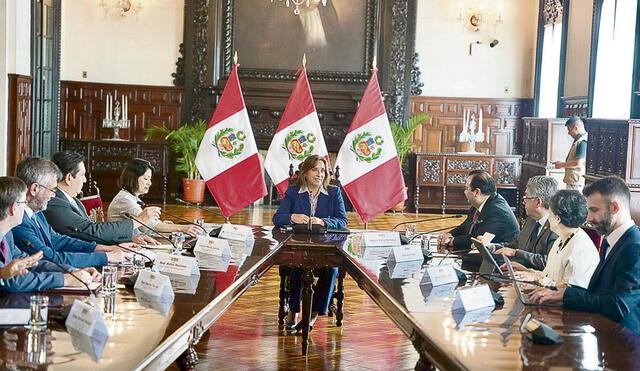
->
xmin=389 ymin=113 xmax=429 ymax=211
xmin=144 ymin=119 xmax=208 ymax=204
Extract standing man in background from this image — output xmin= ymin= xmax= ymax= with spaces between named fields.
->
xmin=553 ymin=116 xmax=588 ymax=191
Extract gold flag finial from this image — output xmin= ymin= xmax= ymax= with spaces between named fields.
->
xmin=234 ymin=50 xmax=238 ymax=64
xmin=302 ymin=53 xmax=307 ymax=68
xmin=372 ymin=56 xmax=377 ymax=71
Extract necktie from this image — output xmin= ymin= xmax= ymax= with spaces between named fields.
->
xmin=0 ymin=239 xmax=8 ymax=264
xmin=469 ymin=210 xmax=481 ymax=234
xmin=600 ymin=239 xmax=610 ymax=260
xmin=529 ymin=222 xmax=541 ymax=242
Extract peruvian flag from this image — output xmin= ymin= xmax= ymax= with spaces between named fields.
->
xmin=264 ymin=65 xmax=329 ymax=197
xmin=195 ymin=64 xmax=267 ymax=217
xmin=335 ymin=70 xmax=407 ymax=223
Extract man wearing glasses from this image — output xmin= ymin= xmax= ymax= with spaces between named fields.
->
xmin=12 ymin=157 xmax=128 ymax=268
xmin=0 ymin=176 xmax=96 ymax=293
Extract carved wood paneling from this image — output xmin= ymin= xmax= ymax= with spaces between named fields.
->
xmin=627 ymin=120 xmax=640 ymax=188
xmin=59 ymin=81 xmax=184 ymax=142
xmin=584 ymin=119 xmax=628 ymax=179
xmin=410 ymin=97 xmax=533 ymax=156
xmin=7 ymin=74 xmax=32 ymax=175
xmin=560 ymin=96 xmax=588 ymax=118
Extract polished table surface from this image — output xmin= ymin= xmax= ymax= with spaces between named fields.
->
xmin=2 ymin=228 xmax=639 ymax=370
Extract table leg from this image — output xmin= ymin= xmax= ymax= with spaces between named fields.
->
xmin=278 ymin=265 xmax=289 ymax=325
xmin=335 ymin=267 xmax=345 ymax=327
xmin=301 ymin=268 xmax=314 ymax=355
xmin=176 ymin=346 xmax=198 ymax=370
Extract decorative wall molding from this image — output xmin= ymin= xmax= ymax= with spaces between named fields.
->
xmin=410 ymin=96 xmax=533 ymax=155
xmin=543 ymin=0 xmax=563 ymax=25
xmin=560 ymin=95 xmax=588 ymax=118
xmin=7 ymin=74 xmax=33 ymax=175
xmin=59 ymin=80 xmax=184 ymax=142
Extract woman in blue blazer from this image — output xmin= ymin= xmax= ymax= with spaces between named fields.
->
xmin=272 ymin=155 xmax=347 ymax=333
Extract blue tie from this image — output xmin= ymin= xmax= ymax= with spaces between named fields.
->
xmin=600 ymin=239 xmax=610 ymax=260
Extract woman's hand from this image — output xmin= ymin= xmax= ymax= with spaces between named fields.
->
xmin=181 ymin=224 xmax=204 ymax=237
xmin=291 ymin=214 xmax=310 ymax=224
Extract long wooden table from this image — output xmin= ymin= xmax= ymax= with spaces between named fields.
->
xmin=1 ymin=227 xmax=639 ymax=370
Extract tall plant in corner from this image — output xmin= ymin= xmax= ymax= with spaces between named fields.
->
xmin=390 ymin=113 xmax=429 ymax=172
xmin=144 ymin=119 xmax=208 ymax=203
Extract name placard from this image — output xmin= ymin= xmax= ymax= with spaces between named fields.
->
xmin=388 ymin=259 xmax=423 ymax=279
xmin=134 ymin=289 xmax=174 ymax=316
xmin=422 ymin=265 xmax=459 ymax=286
xmin=155 ymin=252 xmax=200 ymax=276
xmin=452 ymin=284 xmax=495 ymax=312
xmin=362 ymin=246 xmax=392 ymax=260
xmin=422 ymin=282 xmax=458 ymax=303
xmin=362 ymin=231 xmax=400 ymax=247
xmin=134 ymin=269 xmax=174 ymax=297
xmin=219 ymin=224 xmax=253 ymax=242
xmin=0 ymin=309 xmax=30 ymax=325
xmin=389 ymin=245 xmax=423 ymax=262
xmin=65 ymin=299 xmax=108 ymax=341
xmin=193 ymin=236 xmax=231 ymax=257
xmin=168 ymin=273 xmax=200 ymax=295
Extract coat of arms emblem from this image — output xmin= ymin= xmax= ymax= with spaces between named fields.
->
xmin=283 ymin=129 xmax=316 ymax=161
xmin=213 ymin=128 xmax=246 ymax=159
xmin=350 ymin=131 xmax=384 ymax=163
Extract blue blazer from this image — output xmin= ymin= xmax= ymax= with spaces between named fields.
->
xmin=272 ymin=185 xmax=348 ymax=229
xmin=564 ymin=225 xmax=640 ymax=335
xmin=12 ymin=212 xmax=108 ymax=268
xmin=0 ymin=231 xmax=66 ymax=293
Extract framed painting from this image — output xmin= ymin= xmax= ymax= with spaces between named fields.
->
xmin=224 ymin=0 xmax=378 ymax=82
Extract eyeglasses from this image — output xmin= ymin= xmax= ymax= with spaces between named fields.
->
xmin=37 ymin=184 xmax=58 ymax=194
xmin=15 ymin=200 xmax=28 ymax=205
xmin=522 ymin=196 xmax=538 ymax=201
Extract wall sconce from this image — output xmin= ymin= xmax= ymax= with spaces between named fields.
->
xmin=99 ymin=0 xmax=143 ymax=17
xmin=458 ymin=1 xmax=503 ymax=33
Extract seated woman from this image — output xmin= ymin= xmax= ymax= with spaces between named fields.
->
xmin=272 ymin=155 xmax=347 ymax=333
xmin=507 ymin=190 xmax=599 ymax=289
xmin=107 ymin=159 xmax=202 ymax=237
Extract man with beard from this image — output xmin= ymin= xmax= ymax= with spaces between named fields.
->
xmin=530 ymin=176 xmax=640 ymax=335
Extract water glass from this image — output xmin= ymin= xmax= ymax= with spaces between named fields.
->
xmin=29 ymin=295 xmax=49 ymax=329
xmin=132 ymin=254 xmax=146 ymax=272
xmin=26 ymin=329 xmax=48 ymax=365
xmin=101 ymin=266 xmax=118 ymax=293
xmin=102 ymin=293 xmax=116 ymax=319
xmin=405 ymin=223 xmax=416 ymax=240
xmin=195 ymin=219 xmax=206 ymax=235
xmin=170 ymin=232 xmax=184 ymax=255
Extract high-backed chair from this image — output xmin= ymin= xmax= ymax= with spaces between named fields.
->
xmin=582 ymin=225 xmax=603 ymax=252
xmin=79 ymin=180 xmax=105 ymax=223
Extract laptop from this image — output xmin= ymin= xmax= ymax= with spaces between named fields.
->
xmin=471 ymin=237 xmax=505 ymax=276
xmin=503 ymin=256 xmax=562 ymax=307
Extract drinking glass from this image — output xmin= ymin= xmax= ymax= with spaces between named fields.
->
xmin=101 ymin=266 xmax=117 ymax=293
xmin=28 ymin=295 xmax=49 ymax=329
xmin=170 ymin=232 xmax=184 ymax=255
xmin=405 ymin=223 xmax=416 ymax=240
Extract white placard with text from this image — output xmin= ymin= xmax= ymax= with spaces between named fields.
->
xmin=388 ymin=245 xmax=423 ymax=262
xmin=0 ymin=309 xmax=30 ymax=325
xmin=134 ymin=269 xmax=174 ymax=297
xmin=422 ymin=265 xmax=459 ymax=286
xmin=155 ymin=252 xmax=200 ymax=276
xmin=193 ymin=236 xmax=231 ymax=257
xmin=65 ymin=299 xmax=108 ymax=340
xmin=363 ymin=231 xmax=400 ymax=247
xmin=452 ymin=284 xmax=495 ymax=312
xmin=219 ymin=224 xmax=253 ymax=242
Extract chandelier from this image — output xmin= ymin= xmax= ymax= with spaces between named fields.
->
xmin=99 ymin=0 xmax=143 ymax=17
xmin=270 ymin=0 xmax=327 ymax=16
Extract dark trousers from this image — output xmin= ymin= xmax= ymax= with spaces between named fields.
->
xmin=289 ymin=267 xmax=338 ymax=315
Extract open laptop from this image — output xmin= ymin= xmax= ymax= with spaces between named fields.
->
xmin=471 ymin=237 xmax=505 ymax=276
xmin=503 ymin=256 xmax=562 ymax=307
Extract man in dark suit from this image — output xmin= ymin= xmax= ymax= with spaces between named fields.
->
xmin=0 ymin=176 xmax=96 ymax=293
xmin=532 ymin=176 xmax=640 ymax=335
xmin=492 ymin=175 xmax=559 ymax=270
xmin=45 ymin=151 xmax=160 ymax=245
xmin=11 ymin=157 xmax=127 ymax=268
xmin=438 ymin=170 xmax=519 ymax=251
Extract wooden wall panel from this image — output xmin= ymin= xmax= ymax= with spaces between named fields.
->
xmin=626 ymin=120 xmax=640 ymax=187
xmin=7 ymin=74 xmax=33 ymax=175
xmin=560 ymin=96 xmax=588 ymax=118
xmin=410 ymin=97 xmax=533 ymax=155
xmin=59 ymin=81 xmax=184 ymax=142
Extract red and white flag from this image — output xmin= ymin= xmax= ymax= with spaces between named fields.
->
xmin=264 ymin=65 xmax=329 ymax=197
xmin=335 ymin=70 xmax=407 ymax=223
xmin=195 ymin=64 xmax=267 ymax=217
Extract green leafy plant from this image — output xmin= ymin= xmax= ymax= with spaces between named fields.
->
xmin=144 ymin=119 xmax=208 ymax=179
xmin=390 ymin=113 xmax=429 ymax=170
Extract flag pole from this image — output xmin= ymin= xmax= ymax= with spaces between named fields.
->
xmin=372 ymin=55 xmax=377 ymax=72
xmin=234 ymin=50 xmax=238 ymax=65
xmin=302 ymin=53 xmax=307 ymax=68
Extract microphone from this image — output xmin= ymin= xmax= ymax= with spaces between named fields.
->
xmin=136 ymin=201 xmax=204 ymax=229
xmin=479 ymin=273 xmax=558 ymax=290
xmin=406 ymin=225 xmax=457 ymax=243
xmin=437 ymin=248 xmax=474 ymax=265
xmin=21 ymin=240 xmax=97 ymax=302
xmin=117 ymin=244 xmax=155 ymax=270
xmin=123 ymin=212 xmax=180 ymax=252
xmin=69 ymin=226 xmax=155 ymax=269
xmin=175 ymin=198 xmax=230 ymax=224
xmin=391 ymin=214 xmax=464 ymax=231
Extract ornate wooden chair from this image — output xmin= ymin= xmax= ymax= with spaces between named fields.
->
xmin=79 ymin=180 xmax=105 ymax=223
xmin=277 ymin=164 xmax=346 ymax=327
xmin=582 ymin=225 xmax=603 ymax=252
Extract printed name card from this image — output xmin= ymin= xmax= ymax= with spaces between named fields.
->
xmin=422 ymin=265 xmax=459 ymax=286
xmin=134 ymin=269 xmax=174 ymax=297
xmin=0 ymin=309 xmax=30 ymax=325
xmin=65 ymin=299 xmax=108 ymax=341
xmin=362 ymin=231 xmax=400 ymax=247
xmin=193 ymin=236 xmax=231 ymax=257
xmin=219 ymin=224 xmax=253 ymax=242
xmin=388 ymin=260 xmax=423 ymax=279
xmin=362 ymin=246 xmax=392 ymax=260
xmin=155 ymin=252 xmax=200 ymax=276
xmin=388 ymin=245 xmax=423 ymax=263
xmin=452 ymin=284 xmax=495 ymax=313
xmin=422 ymin=282 xmax=458 ymax=303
